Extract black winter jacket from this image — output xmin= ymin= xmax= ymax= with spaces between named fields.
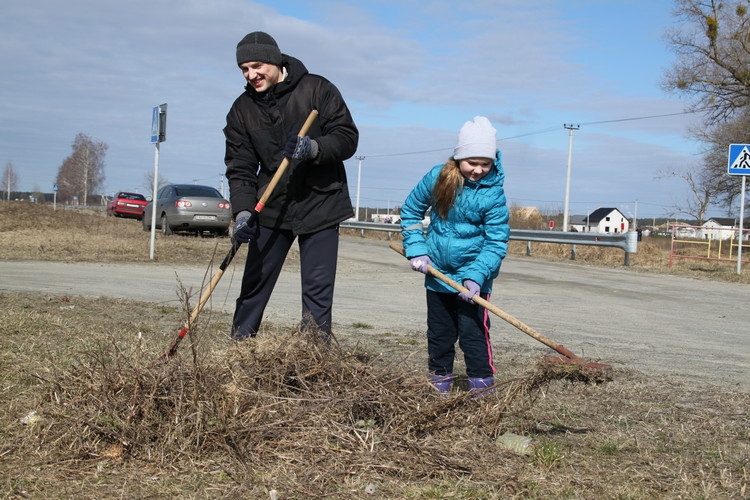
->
xmin=224 ymin=55 xmax=358 ymax=235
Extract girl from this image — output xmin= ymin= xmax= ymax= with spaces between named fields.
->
xmin=400 ymin=116 xmax=510 ymax=395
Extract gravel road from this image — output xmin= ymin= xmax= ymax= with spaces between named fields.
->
xmin=2 ymin=235 xmax=748 ymax=390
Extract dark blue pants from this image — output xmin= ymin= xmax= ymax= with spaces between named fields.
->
xmin=232 ymin=224 xmax=339 ymax=340
xmin=425 ymin=289 xmax=495 ymax=378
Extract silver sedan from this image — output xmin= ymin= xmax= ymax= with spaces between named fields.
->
xmin=142 ymin=184 xmax=232 ymax=236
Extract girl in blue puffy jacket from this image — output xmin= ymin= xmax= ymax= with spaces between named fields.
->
xmin=400 ymin=116 xmax=510 ymax=395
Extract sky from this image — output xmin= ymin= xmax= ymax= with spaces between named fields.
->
xmin=0 ymin=0 xmax=716 ymax=220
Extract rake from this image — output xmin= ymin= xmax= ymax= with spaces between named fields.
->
xmin=390 ymin=243 xmax=612 ymax=375
xmin=158 ymin=109 xmax=319 ymax=360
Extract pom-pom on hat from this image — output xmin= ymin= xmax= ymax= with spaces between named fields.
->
xmin=453 ymin=116 xmax=497 ymax=160
xmin=236 ymin=31 xmax=282 ymax=66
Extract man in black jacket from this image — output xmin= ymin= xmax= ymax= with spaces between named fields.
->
xmin=224 ymin=31 xmax=359 ymax=340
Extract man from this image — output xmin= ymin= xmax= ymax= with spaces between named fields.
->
xmin=224 ymin=31 xmax=359 ymax=340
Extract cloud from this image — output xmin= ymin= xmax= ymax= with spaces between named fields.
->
xmin=0 ymin=0 xmax=705 ymax=217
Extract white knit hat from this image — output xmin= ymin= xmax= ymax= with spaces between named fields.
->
xmin=453 ymin=116 xmax=497 ymax=160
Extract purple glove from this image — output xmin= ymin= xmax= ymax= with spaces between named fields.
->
xmin=458 ymin=280 xmax=480 ymax=302
xmin=284 ymin=134 xmax=319 ymax=160
xmin=409 ymin=255 xmax=431 ymax=274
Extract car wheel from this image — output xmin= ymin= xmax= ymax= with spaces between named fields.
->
xmin=161 ymin=214 xmax=173 ymax=235
xmin=142 ymin=215 xmax=150 ymax=232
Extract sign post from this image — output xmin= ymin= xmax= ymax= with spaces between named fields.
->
xmin=149 ymin=104 xmax=167 ymax=260
xmin=727 ymin=144 xmax=750 ymax=274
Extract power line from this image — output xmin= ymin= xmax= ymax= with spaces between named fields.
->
xmin=362 ymin=146 xmax=452 ymax=159
xmin=358 ymin=107 xmax=712 ymax=158
xmin=576 ymin=108 xmax=706 ymax=126
xmin=499 ymin=126 xmax=561 ymax=141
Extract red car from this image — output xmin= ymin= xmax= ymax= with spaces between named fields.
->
xmin=107 ymin=191 xmax=149 ymax=219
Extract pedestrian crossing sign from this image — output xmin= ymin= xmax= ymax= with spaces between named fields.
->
xmin=728 ymin=144 xmax=750 ymax=175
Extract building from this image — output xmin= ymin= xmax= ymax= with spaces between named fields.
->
xmin=699 ymin=217 xmax=750 ymax=241
xmin=370 ymin=214 xmax=401 ymax=224
xmin=583 ymin=207 xmax=629 ymax=234
xmin=699 ymin=218 xmax=736 ymax=241
xmin=568 ymin=215 xmax=588 ymax=232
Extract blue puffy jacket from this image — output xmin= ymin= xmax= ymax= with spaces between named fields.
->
xmin=400 ymin=152 xmax=510 ymax=294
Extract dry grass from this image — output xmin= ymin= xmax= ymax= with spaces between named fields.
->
xmin=1 ymin=293 xmax=747 ymax=499
xmin=3 ymin=201 xmax=746 ymax=283
xmin=0 ymin=202 xmax=224 ymax=265
xmin=1 ymin=202 xmax=749 ymax=498
xmin=506 ymin=239 xmax=750 ymax=284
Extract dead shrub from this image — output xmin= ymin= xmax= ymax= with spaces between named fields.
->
xmin=16 ymin=322 xmax=597 ymax=494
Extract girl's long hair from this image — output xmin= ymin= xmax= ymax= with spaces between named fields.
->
xmin=431 ymin=158 xmax=463 ymax=219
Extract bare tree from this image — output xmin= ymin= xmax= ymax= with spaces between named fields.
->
xmin=657 ymin=166 xmax=723 ymax=224
xmin=32 ymin=184 xmax=44 ymax=204
xmin=663 ymin=0 xmax=750 ymax=215
xmin=56 ymin=133 xmax=107 ymax=205
xmin=689 ymin=110 xmax=750 ymax=210
xmin=664 ymin=0 xmax=750 ymax=125
xmin=2 ymin=161 xmax=20 ymax=201
xmin=143 ymin=170 xmax=169 ymax=198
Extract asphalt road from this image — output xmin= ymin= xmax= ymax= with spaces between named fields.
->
xmin=2 ymin=236 xmax=749 ymax=390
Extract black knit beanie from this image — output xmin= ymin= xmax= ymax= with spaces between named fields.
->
xmin=236 ymin=31 xmax=282 ymax=66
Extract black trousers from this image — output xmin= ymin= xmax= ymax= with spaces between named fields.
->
xmin=232 ymin=224 xmax=340 ymax=340
xmin=425 ymin=289 xmax=495 ymax=378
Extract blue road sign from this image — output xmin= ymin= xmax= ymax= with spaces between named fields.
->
xmin=151 ymin=103 xmax=167 ymax=143
xmin=727 ymin=144 xmax=750 ymax=175
xmin=151 ymin=106 xmax=159 ymax=143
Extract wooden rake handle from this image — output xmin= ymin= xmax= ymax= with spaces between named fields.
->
xmin=254 ymin=109 xmax=319 ymax=213
xmin=160 ymin=110 xmax=319 ymax=359
xmin=389 ymin=242 xmax=585 ymax=362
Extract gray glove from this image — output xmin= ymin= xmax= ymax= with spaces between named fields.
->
xmin=409 ymin=255 xmax=431 ymax=274
xmin=458 ymin=280 xmax=480 ymax=302
xmin=284 ymin=134 xmax=319 ymax=160
xmin=232 ymin=210 xmax=258 ymax=244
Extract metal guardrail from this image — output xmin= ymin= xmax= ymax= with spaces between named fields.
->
xmin=510 ymin=229 xmax=638 ymax=253
xmin=340 ymin=221 xmax=639 ymax=265
xmin=511 ymin=229 xmax=638 ymax=266
xmin=340 ymin=221 xmax=403 ymax=234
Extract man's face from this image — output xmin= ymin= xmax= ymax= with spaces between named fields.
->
xmin=239 ymin=61 xmax=283 ymax=93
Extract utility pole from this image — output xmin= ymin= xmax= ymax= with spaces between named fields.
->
xmin=562 ymin=124 xmax=580 ymax=232
xmin=355 ymin=155 xmax=365 ymax=221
